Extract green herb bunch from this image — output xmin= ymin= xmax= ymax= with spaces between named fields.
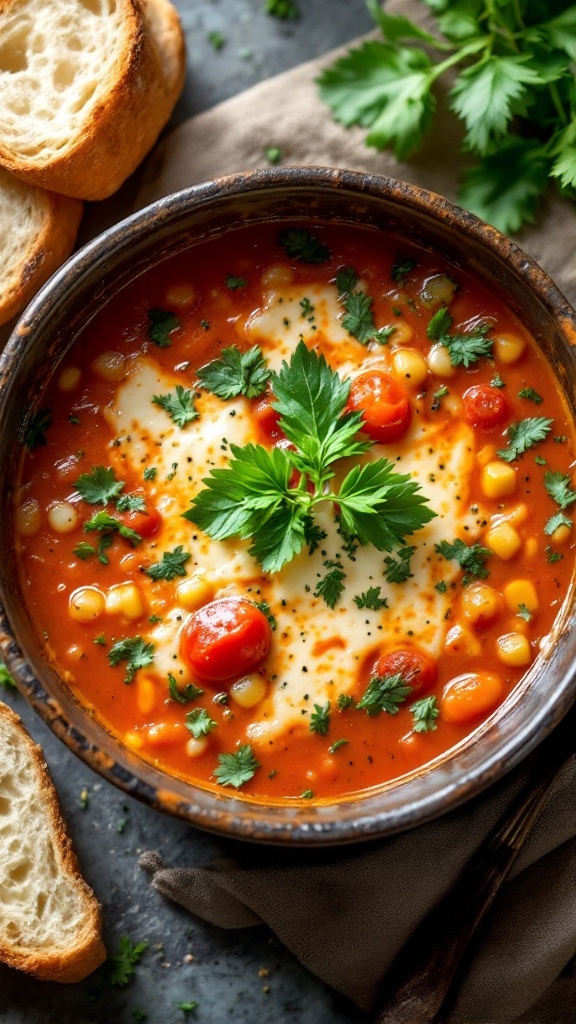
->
xmin=318 ymin=0 xmax=576 ymax=232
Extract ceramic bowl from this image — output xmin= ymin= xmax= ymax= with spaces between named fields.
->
xmin=1 ymin=167 xmax=575 ymax=845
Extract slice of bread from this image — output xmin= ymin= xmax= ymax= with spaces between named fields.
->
xmin=0 ymin=701 xmax=106 ymax=982
xmin=0 ymin=0 xmax=186 ymax=201
xmin=0 ymin=167 xmax=83 ymax=327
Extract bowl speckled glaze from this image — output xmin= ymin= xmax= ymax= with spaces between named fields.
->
xmin=1 ymin=167 xmax=575 ymax=845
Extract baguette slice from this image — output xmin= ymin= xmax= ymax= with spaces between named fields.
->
xmin=0 ymin=166 xmax=83 ymax=327
xmin=0 ymin=0 xmax=185 ymax=201
xmin=0 ymin=702 xmax=106 ymax=983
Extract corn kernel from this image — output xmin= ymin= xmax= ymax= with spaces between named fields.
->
xmin=69 ymin=586 xmax=105 ymax=623
xmin=493 ymin=332 xmax=526 ymax=365
xmin=91 ymin=351 xmax=127 ymax=381
xmin=550 ymin=522 xmax=571 ymax=546
xmin=462 ymin=583 xmax=502 ymax=627
xmin=124 ymin=730 xmax=144 ymax=751
xmin=105 ymin=583 xmax=144 ymax=620
xmin=477 ymin=444 xmax=497 ymax=467
xmin=496 ymin=632 xmax=532 ymax=666
xmin=427 ymin=343 xmax=456 ymax=379
xmin=136 ymin=675 xmax=158 ymax=715
xmin=230 ymin=674 xmax=268 ymax=708
xmin=15 ymin=498 xmax=41 ymax=536
xmin=47 ymin=501 xmax=79 ymax=534
xmin=186 ymin=736 xmax=209 ymax=758
xmin=57 ymin=367 xmax=81 ymax=392
xmin=485 ymin=521 xmax=522 ymax=561
xmin=444 ymin=625 xmax=482 ymax=657
xmin=391 ymin=347 xmax=428 ymax=387
xmin=481 ymin=462 xmax=516 ymax=499
xmin=176 ymin=574 xmax=214 ymax=612
xmin=389 ymin=320 xmax=414 ymax=346
xmin=503 ymin=579 xmax=539 ymax=615
xmin=165 ymin=283 xmax=196 ymax=307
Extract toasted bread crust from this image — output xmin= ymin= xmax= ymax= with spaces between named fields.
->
xmin=0 ymin=702 xmax=106 ymax=983
xmin=0 ymin=0 xmax=185 ymax=200
xmin=0 ymin=169 xmax=83 ymax=327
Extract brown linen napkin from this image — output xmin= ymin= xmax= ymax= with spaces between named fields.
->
xmin=135 ymin=3 xmax=576 ymax=1020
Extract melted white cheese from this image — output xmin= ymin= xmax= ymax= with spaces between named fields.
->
xmin=104 ymin=283 xmax=477 ymax=745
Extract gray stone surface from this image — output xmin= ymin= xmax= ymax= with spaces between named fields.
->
xmin=1 ymin=1 xmax=374 ymax=1022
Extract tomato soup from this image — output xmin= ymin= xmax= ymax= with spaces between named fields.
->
xmin=14 ymin=221 xmax=576 ymax=801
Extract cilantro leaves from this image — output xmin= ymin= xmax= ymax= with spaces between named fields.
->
xmin=314 ymin=559 xmax=346 ymax=609
xmin=341 ymin=291 xmax=394 ymax=345
xmin=497 ymin=418 xmax=553 ymax=462
xmin=427 ymin=308 xmax=492 ymax=368
xmin=279 ymin=229 xmax=331 ymax=264
xmin=184 ymin=341 xmax=436 ymax=572
xmin=435 ymin=538 xmax=491 ymax=582
xmin=214 ymin=744 xmax=260 ymax=788
xmin=76 ymin=466 xmax=125 ymax=505
xmin=357 ymin=673 xmax=412 ymax=716
xmin=108 ymin=636 xmax=155 ymax=684
xmin=318 ymin=2 xmax=576 ymax=231
xmin=152 ymin=386 xmax=199 ymax=428
xmin=144 ymin=546 xmax=191 ymax=581
xmin=147 ymin=308 xmax=181 ymax=347
xmin=110 ymin=936 xmax=149 ymax=988
xmin=196 ymin=345 xmax=270 ymax=399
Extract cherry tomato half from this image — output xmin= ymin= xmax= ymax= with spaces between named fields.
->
xmin=181 ymin=597 xmax=272 ymax=684
xmin=462 ymin=384 xmax=512 ymax=430
xmin=347 ymin=371 xmax=411 ymax=443
xmin=374 ymin=645 xmax=437 ymax=696
xmin=118 ymin=502 xmax=162 ymax=538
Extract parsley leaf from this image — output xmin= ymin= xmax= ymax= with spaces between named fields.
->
xmin=310 ymin=701 xmax=331 ymax=735
xmin=337 ymin=693 xmax=354 ymax=710
xmin=357 ymin=673 xmax=412 ymax=716
xmin=147 ymin=308 xmax=181 ymax=347
xmin=517 ymin=603 xmax=532 ymax=623
xmin=225 ymin=274 xmax=246 ymax=290
xmin=544 ymin=471 xmax=576 ymax=510
xmin=450 ymin=56 xmax=544 ymax=157
xmin=383 ymin=545 xmax=415 ymax=584
xmin=435 ymin=538 xmax=491 ymax=581
xmin=458 ymin=137 xmax=550 ymax=234
xmin=497 ymin=418 xmax=553 ymax=462
xmin=314 ymin=559 xmax=346 ymax=609
xmin=0 ymin=659 xmax=16 ymax=690
xmin=391 ymin=258 xmax=417 ymax=283
xmin=196 ymin=345 xmax=270 ymax=399
xmin=185 ymin=342 xmax=435 ymax=572
xmin=518 ymin=387 xmax=543 ymax=404
xmin=73 ymin=541 xmax=97 ymax=561
xmin=252 ymin=600 xmax=277 ymax=630
xmin=116 ymin=493 xmax=146 ymax=513
xmin=265 ymin=0 xmax=299 ymax=19
xmin=341 ymin=290 xmax=394 ymax=345
xmin=544 ymin=510 xmax=572 ymax=536
xmin=108 ymin=636 xmax=155 ymax=684
xmin=353 ymin=586 xmax=388 ymax=610
xmin=279 ymin=229 xmax=331 ymax=264
xmin=336 ymin=266 xmax=359 ymax=294
xmin=152 ymin=386 xmax=199 ymax=428
xmin=168 ymin=674 xmax=203 ymax=704
xmin=214 ymin=744 xmax=260 ymax=788
xmin=110 ymin=936 xmax=148 ymax=988
xmin=75 ymin=466 xmax=125 ymax=505
xmin=328 ymin=738 xmax=349 ymax=753
xmin=427 ymin=308 xmax=492 ymax=367
xmin=185 ymin=708 xmax=217 ymax=739
xmin=410 ymin=695 xmax=439 ymax=733
xmin=25 ymin=408 xmax=52 ymax=450
xmin=144 ymin=546 xmax=191 ymax=581
xmin=84 ymin=510 xmax=142 ymax=548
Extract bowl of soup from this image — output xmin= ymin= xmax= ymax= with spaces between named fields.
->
xmin=1 ymin=167 xmax=575 ymax=844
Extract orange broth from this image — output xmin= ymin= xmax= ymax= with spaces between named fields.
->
xmin=14 ymin=221 xmax=576 ymax=801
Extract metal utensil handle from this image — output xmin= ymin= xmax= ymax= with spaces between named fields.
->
xmin=373 ymin=715 xmax=575 ymax=1024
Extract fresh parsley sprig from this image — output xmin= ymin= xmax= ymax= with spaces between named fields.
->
xmin=214 ymin=744 xmax=260 ymax=788
xmin=357 ymin=673 xmax=412 ymax=716
xmin=184 ymin=342 xmax=436 ymax=572
xmin=144 ymin=546 xmax=191 ymax=581
xmin=435 ymin=538 xmax=491 ymax=583
xmin=196 ymin=345 xmax=270 ymax=399
xmin=427 ymin=308 xmax=492 ymax=368
xmin=318 ymin=0 xmax=576 ymax=232
xmin=108 ymin=636 xmax=155 ymax=684
xmin=497 ymin=417 xmax=553 ymax=462
xmin=152 ymin=386 xmax=199 ymax=428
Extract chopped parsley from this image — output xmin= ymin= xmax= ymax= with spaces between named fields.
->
xmin=544 ymin=510 xmax=572 ymax=536
xmin=196 ymin=345 xmax=270 ymax=399
xmin=144 ymin=546 xmax=191 ymax=581
xmin=225 ymin=274 xmax=246 ymax=290
xmin=265 ymin=145 xmax=282 ymax=164
xmin=178 ymin=1003 xmax=199 ymax=1015
xmin=427 ymin=308 xmax=492 ymax=367
xmin=314 ymin=558 xmax=346 ymax=609
xmin=185 ymin=708 xmax=217 ymax=739
xmin=517 ymin=603 xmax=533 ymax=622
xmin=410 ymin=695 xmax=439 ymax=733
xmin=0 ymin=660 xmax=16 ymax=690
xmin=207 ymin=30 xmax=225 ymax=50
xmin=107 ymin=636 xmax=155 ymax=684
xmin=544 ymin=471 xmax=576 ymax=510
xmin=431 ymin=385 xmax=449 ymax=411
xmin=109 ymin=936 xmax=149 ymax=987
xmin=384 ymin=545 xmax=415 ymax=584
xmin=279 ymin=229 xmax=331 ymax=264
xmin=24 ymin=408 xmax=52 ymax=450
xmin=435 ymin=538 xmax=491 ymax=582
xmin=337 ymin=693 xmax=354 ymax=710
xmin=168 ymin=674 xmax=204 ymax=704
xmin=143 ymin=466 xmax=157 ymax=481
xmin=213 ymin=744 xmax=260 ymax=788
xmin=335 ymin=266 xmax=359 ymax=294
xmin=518 ymin=387 xmax=543 ymax=404
xmin=328 ymin=738 xmax=349 ymax=753
xmin=341 ymin=290 xmax=394 ymax=345
xmin=252 ymin=600 xmax=277 ymax=630
xmin=497 ymin=418 xmax=553 ymax=462
xmin=75 ymin=466 xmax=125 ymax=505
xmin=116 ymin=493 xmax=146 ymax=513
xmin=84 ymin=510 xmax=141 ymax=552
xmin=152 ymin=386 xmax=199 ymax=428
xmin=310 ymin=700 xmax=331 ymax=735
xmin=353 ymin=586 xmax=388 ymax=610
xmin=265 ymin=0 xmax=299 ymax=19
xmin=357 ymin=673 xmax=412 ymax=716
xmin=301 ymin=789 xmax=314 ymax=799
xmin=391 ymin=258 xmax=417 ymax=284
xmin=147 ymin=308 xmax=181 ymax=347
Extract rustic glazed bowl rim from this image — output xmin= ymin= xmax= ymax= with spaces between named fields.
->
xmin=1 ymin=166 xmax=576 ymax=846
